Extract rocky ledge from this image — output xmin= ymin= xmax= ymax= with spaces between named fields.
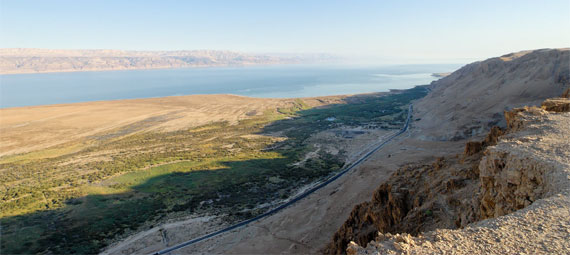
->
xmin=327 ymin=95 xmax=570 ymax=254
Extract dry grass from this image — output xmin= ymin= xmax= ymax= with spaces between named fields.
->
xmin=0 ymin=94 xmax=345 ymax=158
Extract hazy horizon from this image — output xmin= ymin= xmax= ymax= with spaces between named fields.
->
xmin=0 ymin=47 xmax=477 ymax=65
xmin=1 ymin=0 xmax=569 ymax=64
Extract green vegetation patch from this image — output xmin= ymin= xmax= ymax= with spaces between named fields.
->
xmin=0 ymin=87 xmax=427 ymax=254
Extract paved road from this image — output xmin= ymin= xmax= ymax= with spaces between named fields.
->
xmin=154 ymin=104 xmax=414 ymax=255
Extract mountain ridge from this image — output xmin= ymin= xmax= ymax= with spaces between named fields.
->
xmin=0 ymin=48 xmax=336 ymax=74
xmin=414 ymin=48 xmax=569 ymax=141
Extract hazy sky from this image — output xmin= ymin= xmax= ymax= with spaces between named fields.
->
xmin=1 ymin=0 xmax=569 ymax=63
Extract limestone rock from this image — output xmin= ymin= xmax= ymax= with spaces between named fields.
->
xmin=541 ymin=98 xmax=570 ymax=112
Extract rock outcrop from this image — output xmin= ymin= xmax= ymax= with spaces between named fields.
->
xmin=324 ymin=129 xmax=504 ymax=254
xmin=478 ymin=144 xmax=547 ymax=219
xmin=541 ymin=98 xmax=570 ymax=112
xmin=336 ymin=96 xmax=570 ymax=254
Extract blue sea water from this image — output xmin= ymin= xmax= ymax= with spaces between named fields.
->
xmin=0 ymin=64 xmax=460 ymax=108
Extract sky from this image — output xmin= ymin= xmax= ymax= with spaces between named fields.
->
xmin=0 ymin=0 xmax=569 ymax=63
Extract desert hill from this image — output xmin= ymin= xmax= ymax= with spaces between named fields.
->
xmin=414 ymin=48 xmax=569 ymax=141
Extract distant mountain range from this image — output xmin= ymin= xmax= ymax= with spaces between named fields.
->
xmin=0 ymin=48 xmax=338 ymax=74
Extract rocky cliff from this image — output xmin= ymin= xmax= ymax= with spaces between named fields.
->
xmin=324 ymin=126 xmax=500 ymax=254
xmin=414 ymin=48 xmax=569 ymax=141
xmin=329 ymin=96 xmax=570 ymax=254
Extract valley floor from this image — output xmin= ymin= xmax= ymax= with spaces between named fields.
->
xmin=122 ymin=137 xmax=465 ymax=254
xmin=0 ymin=88 xmax=427 ymax=254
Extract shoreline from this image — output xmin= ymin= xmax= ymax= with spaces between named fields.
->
xmin=0 ymin=87 xmax=421 ymax=110
xmin=0 ymin=86 xmax=426 ymax=110
xmin=0 ymin=92 xmax=358 ymax=110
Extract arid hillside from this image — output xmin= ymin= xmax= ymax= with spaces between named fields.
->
xmin=0 ymin=48 xmax=333 ymax=74
xmin=414 ymin=48 xmax=569 ymax=141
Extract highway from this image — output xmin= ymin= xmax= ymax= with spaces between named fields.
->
xmin=154 ymin=104 xmax=413 ymax=255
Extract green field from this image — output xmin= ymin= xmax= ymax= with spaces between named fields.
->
xmin=0 ymin=87 xmax=427 ymax=254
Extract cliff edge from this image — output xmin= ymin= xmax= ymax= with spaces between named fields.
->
xmin=330 ymin=95 xmax=570 ymax=254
